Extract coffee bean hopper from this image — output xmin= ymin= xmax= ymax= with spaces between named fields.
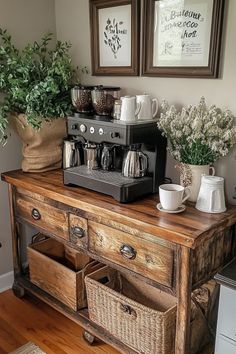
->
xmin=71 ymin=85 xmax=120 ymax=117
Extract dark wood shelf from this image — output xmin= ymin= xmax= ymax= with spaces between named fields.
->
xmin=15 ymin=275 xmax=137 ymax=354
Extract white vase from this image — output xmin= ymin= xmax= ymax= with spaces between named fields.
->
xmin=178 ymin=163 xmax=215 ymax=202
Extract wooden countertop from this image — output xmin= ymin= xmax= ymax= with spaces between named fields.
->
xmin=2 ymin=169 xmax=236 ymax=249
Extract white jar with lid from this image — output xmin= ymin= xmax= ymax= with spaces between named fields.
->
xmin=196 ymin=175 xmax=226 ymax=213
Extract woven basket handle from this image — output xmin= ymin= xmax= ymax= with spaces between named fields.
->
xmin=120 ymin=303 xmax=137 ymax=319
xmin=84 ymin=261 xmax=103 ymax=277
xmin=31 ymin=233 xmax=48 ymax=244
xmin=88 ymin=266 xmax=113 ymax=286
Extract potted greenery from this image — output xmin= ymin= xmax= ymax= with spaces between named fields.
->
xmin=0 ymin=29 xmax=75 ymax=172
xmin=157 ymin=97 xmax=236 ymax=202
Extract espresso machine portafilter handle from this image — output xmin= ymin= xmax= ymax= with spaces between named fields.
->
xmin=139 ymin=152 xmax=148 ymax=176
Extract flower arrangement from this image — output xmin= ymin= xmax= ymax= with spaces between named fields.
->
xmin=157 ymin=97 xmax=236 ymax=165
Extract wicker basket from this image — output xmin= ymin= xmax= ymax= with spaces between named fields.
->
xmin=28 ymin=236 xmax=101 ymax=311
xmin=85 ymin=266 xmax=177 ymax=354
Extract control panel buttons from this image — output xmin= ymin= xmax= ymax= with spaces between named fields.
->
xmin=98 ymin=128 xmax=104 ymax=135
xmin=90 ymin=127 xmax=95 ymax=134
xmin=110 ymin=132 xmax=120 ymax=139
xmin=71 ymin=124 xmax=78 ymax=130
xmin=79 ymin=124 xmax=87 ymax=133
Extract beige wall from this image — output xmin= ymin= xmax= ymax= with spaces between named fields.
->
xmin=0 ymin=0 xmax=56 ymax=276
xmin=55 ymin=0 xmax=236 ymax=204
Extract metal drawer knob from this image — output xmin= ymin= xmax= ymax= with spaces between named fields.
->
xmin=71 ymin=226 xmax=85 ymax=242
xmin=31 ymin=208 xmax=41 ymax=220
xmin=120 ymin=244 xmax=136 ymax=260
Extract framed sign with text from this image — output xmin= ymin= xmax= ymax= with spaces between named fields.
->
xmin=142 ymin=0 xmax=225 ymax=78
xmin=89 ymin=0 xmax=140 ymax=76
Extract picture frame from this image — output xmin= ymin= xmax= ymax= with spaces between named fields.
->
xmin=142 ymin=0 xmax=225 ymax=78
xmin=89 ymin=0 xmax=140 ymax=76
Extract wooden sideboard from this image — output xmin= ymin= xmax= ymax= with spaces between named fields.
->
xmin=2 ymin=169 xmax=236 ymax=354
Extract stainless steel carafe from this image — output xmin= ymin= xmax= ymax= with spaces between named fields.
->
xmin=122 ymin=146 xmax=148 ymax=178
xmin=63 ymin=140 xmax=83 ymax=169
xmin=84 ymin=143 xmax=100 ymax=169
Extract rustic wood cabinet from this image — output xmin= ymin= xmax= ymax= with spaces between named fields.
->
xmin=2 ymin=169 xmax=236 ymax=354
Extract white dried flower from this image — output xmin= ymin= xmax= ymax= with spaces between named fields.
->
xmin=157 ymin=97 xmax=236 ymax=165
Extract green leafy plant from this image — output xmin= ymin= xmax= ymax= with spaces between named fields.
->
xmin=0 ymin=29 xmax=76 ymax=145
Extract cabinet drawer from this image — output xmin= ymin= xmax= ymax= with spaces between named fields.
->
xmin=69 ymin=214 xmax=88 ymax=249
xmin=15 ymin=194 xmax=69 ymax=240
xmin=88 ymin=221 xmax=175 ymax=288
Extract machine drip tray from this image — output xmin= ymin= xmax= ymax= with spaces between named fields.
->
xmin=63 ymin=165 xmax=154 ymax=203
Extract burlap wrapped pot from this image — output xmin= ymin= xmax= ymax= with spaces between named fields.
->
xmin=12 ymin=114 xmax=67 ymax=172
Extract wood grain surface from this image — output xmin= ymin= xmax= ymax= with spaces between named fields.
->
xmin=0 ymin=290 xmax=120 ymax=354
xmin=69 ymin=214 xmax=88 ymax=249
xmin=28 ymin=243 xmax=79 ymax=310
xmin=192 ymin=227 xmax=235 ymax=288
xmin=89 ymin=221 xmax=175 ymax=288
xmin=175 ymin=246 xmax=192 ymax=354
xmin=2 ymin=169 xmax=236 ymax=249
xmin=15 ymin=192 xmax=69 ymax=240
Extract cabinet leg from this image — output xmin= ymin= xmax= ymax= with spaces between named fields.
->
xmin=12 ymin=281 xmax=25 ymax=298
xmin=83 ymin=330 xmax=96 ymax=345
xmin=8 ymin=185 xmax=22 ymax=277
xmin=175 ymin=246 xmax=192 ymax=354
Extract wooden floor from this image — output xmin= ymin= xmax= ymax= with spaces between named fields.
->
xmin=0 ymin=290 xmax=120 ymax=354
xmin=0 ymin=290 xmax=213 ymax=354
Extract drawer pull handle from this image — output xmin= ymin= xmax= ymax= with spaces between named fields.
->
xmin=120 ymin=304 xmax=137 ymax=318
xmin=71 ymin=226 xmax=85 ymax=241
xmin=120 ymin=244 xmax=136 ymax=260
xmin=31 ymin=208 xmax=41 ymax=220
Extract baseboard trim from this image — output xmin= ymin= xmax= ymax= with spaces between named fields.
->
xmin=0 ymin=271 xmax=14 ymax=293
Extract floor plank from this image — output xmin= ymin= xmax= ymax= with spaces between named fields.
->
xmin=0 ymin=317 xmax=26 ymax=353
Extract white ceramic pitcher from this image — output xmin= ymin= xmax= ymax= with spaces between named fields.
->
xmin=120 ymin=96 xmax=141 ymax=122
xmin=136 ymin=94 xmax=158 ymax=120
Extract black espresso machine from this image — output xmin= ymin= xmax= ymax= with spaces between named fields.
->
xmin=63 ymin=85 xmax=167 ymax=203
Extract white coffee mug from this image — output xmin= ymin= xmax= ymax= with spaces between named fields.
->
xmin=159 ymin=184 xmax=191 ymax=211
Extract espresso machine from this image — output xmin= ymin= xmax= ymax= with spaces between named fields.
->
xmin=63 ymin=85 xmax=167 ymax=203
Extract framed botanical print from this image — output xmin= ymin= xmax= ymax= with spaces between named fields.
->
xmin=142 ymin=0 xmax=225 ymax=78
xmin=89 ymin=0 xmax=140 ymax=76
